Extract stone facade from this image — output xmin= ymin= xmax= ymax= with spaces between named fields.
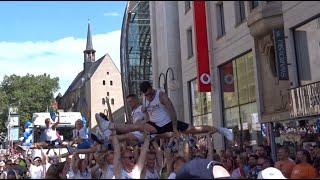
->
xmin=148 ymin=1 xmax=320 ymax=152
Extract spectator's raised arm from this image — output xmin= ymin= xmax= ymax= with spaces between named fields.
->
xmin=71 ymin=153 xmax=79 ymax=173
xmin=207 ymin=133 xmax=214 ymax=160
xmin=183 ymin=135 xmax=191 ymax=161
xmin=52 ymin=112 xmax=60 ymax=129
xmin=151 ymin=140 xmax=163 ymax=173
xmin=111 ymin=133 xmax=121 ymax=179
xmin=132 ymin=132 xmax=150 ymax=179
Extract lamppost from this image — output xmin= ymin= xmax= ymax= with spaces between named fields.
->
xmin=158 ymin=67 xmax=175 ymax=94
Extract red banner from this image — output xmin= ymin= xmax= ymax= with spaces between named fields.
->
xmin=221 ymin=62 xmax=235 ymax=92
xmin=193 ymin=1 xmax=211 ymax=92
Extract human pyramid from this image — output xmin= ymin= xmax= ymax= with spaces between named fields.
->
xmin=21 ymin=81 xmax=235 ymax=179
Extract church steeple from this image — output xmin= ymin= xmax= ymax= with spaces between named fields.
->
xmin=84 ymin=21 xmax=96 ymax=64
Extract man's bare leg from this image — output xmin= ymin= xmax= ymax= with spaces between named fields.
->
xmin=31 ymin=142 xmax=49 ymax=149
xmin=96 ymin=113 xmax=157 ymax=134
xmin=117 ymin=133 xmax=140 ymax=143
xmin=182 ymin=125 xmax=218 ymax=135
xmin=113 ymin=123 xmax=157 ymax=134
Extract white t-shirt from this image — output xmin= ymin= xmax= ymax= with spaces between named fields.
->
xmin=120 ymin=169 xmax=136 ymax=179
xmin=29 ymin=164 xmax=45 ymax=179
xmin=131 ymin=105 xmax=145 ymax=124
xmin=168 ymin=172 xmax=176 ymax=179
xmin=73 ymin=127 xmax=88 ymax=139
xmin=44 ymin=125 xmax=58 ymax=141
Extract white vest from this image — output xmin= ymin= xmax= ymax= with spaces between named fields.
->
xmin=131 ymin=105 xmax=145 ymax=124
xmin=144 ymin=90 xmax=171 ymax=127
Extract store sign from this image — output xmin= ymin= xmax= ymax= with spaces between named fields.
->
xmin=221 ymin=62 xmax=235 ymax=92
xmin=273 ymin=28 xmax=289 ymax=80
xmin=289 ymin=81 xmax=320 ymax=118
xmin=193 ymin=1 xmax=211 ymax=92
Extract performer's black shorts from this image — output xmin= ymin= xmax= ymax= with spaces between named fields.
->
xmin=146 ymin=120 xmax=189 ymax=134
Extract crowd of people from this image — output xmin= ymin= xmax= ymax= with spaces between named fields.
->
xmin=1 ymin=81 xmax=320 ymax=179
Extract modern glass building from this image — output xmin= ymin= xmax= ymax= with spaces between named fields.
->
xmin=120 ymin=1 xmax=152 ymax=123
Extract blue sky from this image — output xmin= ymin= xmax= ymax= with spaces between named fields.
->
xmin=0 ymin=1 xmax=126 ymax=95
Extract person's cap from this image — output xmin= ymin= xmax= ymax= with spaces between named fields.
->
xmin=175 ymin=159 xmax=231 ymax=179
xmin=33 ymin=157 xmax=41 ymax=161
xmin=257 ymin=167 xmax=286 ymax=179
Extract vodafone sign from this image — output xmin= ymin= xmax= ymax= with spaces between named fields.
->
xmin=200 ymin=73 xmax=211 ymax=85
xmin=193 ymin=1 xmax=211 ymax=92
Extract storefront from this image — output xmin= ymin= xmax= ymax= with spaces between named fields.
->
xmin=272 ymin=15 xmax=320 ymax=157
xmin=272 ymin=81 xmax=320 ymax=157
xmin=219 ymin=51 xmax=264 ymax=149
xmin=188 ymin=78 xmax=213 ymax=126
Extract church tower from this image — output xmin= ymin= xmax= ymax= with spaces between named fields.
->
xmin=83 ymin=21 xmax=96 ymax=72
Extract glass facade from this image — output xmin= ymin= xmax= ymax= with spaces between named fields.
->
xmin=120 ymin=2 xmax=152 ymax=122
xmin=189 ymin=79 xmax=213 ymax=126
xmin=220 ymin=51 xmax=262 ymax=149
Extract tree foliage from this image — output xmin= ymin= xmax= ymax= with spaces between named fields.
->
xmin=0 ymin=73 xmax=59 ymax=132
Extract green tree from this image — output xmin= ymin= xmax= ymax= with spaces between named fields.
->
xmin=0 ymin=89 xmax=9 ymax=132
xmin=0 ymin=73 xmax=59 ymax=133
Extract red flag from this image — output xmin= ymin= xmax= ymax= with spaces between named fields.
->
xmin=193 ymin=1 xmax=211 ymax=92
xmin=222 ymin=62 xmax=235 ymax=92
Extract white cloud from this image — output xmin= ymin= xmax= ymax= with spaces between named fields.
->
xmin=103 ymin=12 xmax=121 ymax=17
xmin=0 ymin=30 xmax=121 ymax=96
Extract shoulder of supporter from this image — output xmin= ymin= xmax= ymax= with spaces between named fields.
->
xmin=168 ymin=172 xmax=176 ymax=179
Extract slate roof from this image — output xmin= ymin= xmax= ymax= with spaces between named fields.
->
xmin=63 ymin=54 xmax=106 ymax=97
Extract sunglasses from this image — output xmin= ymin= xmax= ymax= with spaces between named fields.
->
xmin=123 ymin=156 xmax=134 ymax=160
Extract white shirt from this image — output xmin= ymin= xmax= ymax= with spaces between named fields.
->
xmin=131 ymin=105 xmax=145 ymax=124
xmin=44 ymin=125 xmax=58 ymax=141
xmin=143 ymin=90 xmax=171 ymax=127
xmin=120 ymin=169 xmax=136 ymax=179
xmin=168 ymin=172 xmax=176 ymax=179
xmin=29 ymin=164 xmax=45 ymax=179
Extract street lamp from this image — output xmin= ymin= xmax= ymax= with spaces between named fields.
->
xmin=158 ymin=67 xmax=175 ymax=94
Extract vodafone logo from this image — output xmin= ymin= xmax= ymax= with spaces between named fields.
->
xmin=200 ymin=73 xmax=211 ymax=84
xmin=224 ymin=74 xmax=234 ymax=85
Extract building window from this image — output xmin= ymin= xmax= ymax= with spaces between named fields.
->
xmin=107 ymin=72 xmax=109 ymax=75
xmin=110 ymin=81 xmax=113 ymax=86
xmin=111 ymin=98 xmax=114 ymax=105
xmin=220 ymin=51 xmax=261 ymax=149
xmin=107 ymin=92 xmax=109 ymax=96
xmin=185 ymin=1 xmax=191 ymax=13
xmin=187 ymin=28 xmax=194 ymax=59
xmin=103 ymin=80 xmax=105 ymax=85
xmin=235 ymin=1 xmax=246 ymax=25
xmin=188 ymin=79 xmax=213 ymax=126
xmin=251 ymin=1 xmax=259 ymax=10
xmin=216 ymin=2 xmax=225 ymax=38
xmin=102 ymin=98 xmax=105 ymax=105
xmin=293 ymin=17 xmax=320 ymax=86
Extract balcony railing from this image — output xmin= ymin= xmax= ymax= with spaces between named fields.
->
xmin=289 ymin=81 xmax=320 ymax=118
